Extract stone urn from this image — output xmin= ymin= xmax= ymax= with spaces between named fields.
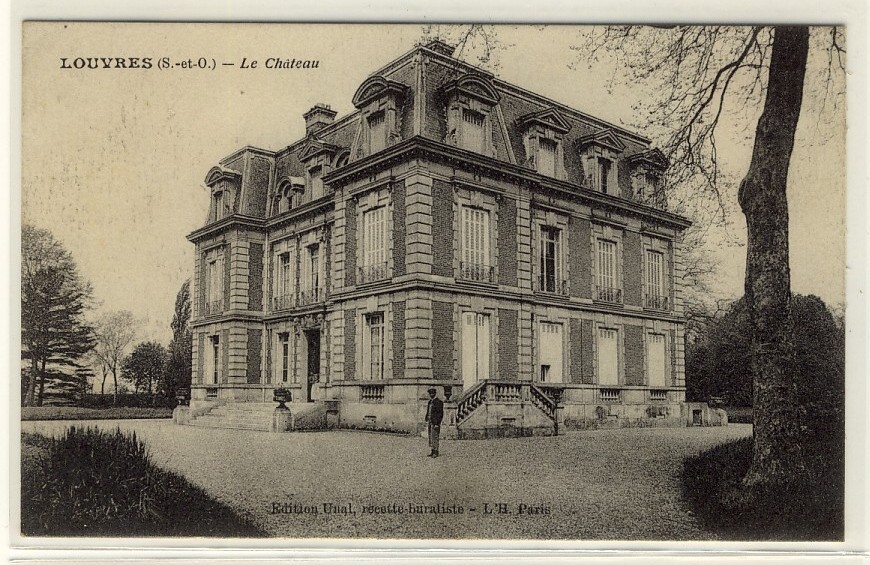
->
xmin=443 ymin=385 xmax=453 ymax=401
xmin=272 ymin=387 xmax=293 ymax=432
xmin=175 ymin=388 xmax=190 ymax=406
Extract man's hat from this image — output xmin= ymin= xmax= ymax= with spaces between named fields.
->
xmin=427 ymin=387 xmax=437 ymax=394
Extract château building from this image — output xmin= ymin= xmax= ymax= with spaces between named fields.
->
xmin=185 ymin=40 xmax=696 ymax=436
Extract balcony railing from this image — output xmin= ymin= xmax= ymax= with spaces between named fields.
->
xmin=358 ymin=262 xmax=388 ymax=284
xmin=272 ymin=294 xmax=295 ymax=311
xmin=203 ymin=300 xmax=223 ymax=317
xmin=644 ymin=293 xmax=670 ymax=310
xmin=595 ymin=286 xmax=623 ymax=304
xmin=298 ymin=288 xmax=323 ymax=306
xmin=599 ymin=388 xmax=621 ymax=402
xmin=649 ymin=389 xmax=668 ymax=402
xmin=537 ymin=277 xmax=568 ymax=295
xmin=360 ymin=384 xmax=385 ymax=403
xmin=459 ymin=261 xmax=494 ymax=283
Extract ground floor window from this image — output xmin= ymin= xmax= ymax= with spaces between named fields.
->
xmin=363 ymin=312 xmax=385 ymax=380
xmin=597 ymin=327 xmax=619 ymax=386
xmin=647 ymin=333 xmax=667 ymax=387
xmin=203 ymin=335 xmax=220 ymax=384
xmin=280 ymin=332 xmax=291 ymax=383
xmin=461 ymin=312 xmax=491 ymax=388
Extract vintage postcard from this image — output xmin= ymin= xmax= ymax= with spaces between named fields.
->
xmin=14 ymin=20 xmax=860 ymax=557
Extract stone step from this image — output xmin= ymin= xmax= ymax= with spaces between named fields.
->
xmin=188 ymin=419 xmax=270 ymax=431
xmin=189 ymin=401 xmax=326 ymax=431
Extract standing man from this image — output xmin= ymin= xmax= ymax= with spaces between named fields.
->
xmin=424 ymin=387 xmax=443 ymax=458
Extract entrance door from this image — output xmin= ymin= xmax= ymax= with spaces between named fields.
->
xmin=461 ymin=312 xmax=490 ymax=389
xmin=597 ymin=327 xmax=619 ymax=386
xmin=539 ymin=322 xmax=563 ymax=383
xmin=305 ymin=329 xmax=320 ymax=402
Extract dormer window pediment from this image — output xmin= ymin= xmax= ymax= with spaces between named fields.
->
xmin=204 ymin=165 xmax=241 ymax=187
xmin=298 ymin=139 xmax=340 ymax=162
xmin=352 ymin=76 xmax=409 ymax=109
xmin=518 ymin=107 xmax=570 ymax=179
xmin=440 ymin=73 xmax=500 ymax=106
xmin=578 ymin=128 xmax=626 ymax=153
xmin=628 ymin=148 xmax=669 ymax=207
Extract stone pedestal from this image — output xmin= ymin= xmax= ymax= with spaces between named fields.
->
xmin=173 ymin=406 xmax=191 ymax=425
xmin=272 ymin=405 xmax=293 ymax=432
xmin=325 ymin=400 xmax=340 ymax=429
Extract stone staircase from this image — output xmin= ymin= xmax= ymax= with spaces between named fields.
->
xmin=189 ymin=402 xmax=275 ymax=431
xmin=188 ymin=401 xmax=328 ymax=432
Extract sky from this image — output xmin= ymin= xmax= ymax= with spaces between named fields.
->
xmin=20 ymin=23 xmax=847 ymax=344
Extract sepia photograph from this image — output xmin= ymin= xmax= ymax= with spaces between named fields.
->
xmin=15 ymin=21 xmax=853 ymax=549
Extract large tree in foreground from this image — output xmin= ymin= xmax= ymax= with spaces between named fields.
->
xmin=584 ymin=25 xmax=844 ymax=485
xmin=21 ymin=225 xmax=94 ymax=406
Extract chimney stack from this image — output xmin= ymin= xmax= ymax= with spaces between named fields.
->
xmin=303 ymin=103 xmax=337 ymax=136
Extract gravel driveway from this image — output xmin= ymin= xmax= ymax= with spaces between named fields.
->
xmin=20 ymin=419 xmax=751 ymax=540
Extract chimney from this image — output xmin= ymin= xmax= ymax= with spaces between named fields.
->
xmin=303 ymin=103 xmax=337 ymax=136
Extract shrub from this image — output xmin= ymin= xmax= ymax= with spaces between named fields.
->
xmin=682 ymin=436 xmax=843 ymax=540
xmin=21 ymin=427 xmax=263 ymax=536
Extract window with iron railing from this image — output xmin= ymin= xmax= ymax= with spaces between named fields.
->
xmin=538 ymin=226 xmax=565 ymax=294
xmin=596 ymin=239 xmax=621 ymax=303
xmin=538 ymin=137 xmax=557 ymax=177
xmin=273 ymin=250 xmax=295 ymax=310
xmin=368 ymin=111 xmax=386 ymax=154
xmin=460 ymin=206 xmax=492 ymax=283
xmin=461 ymin=108 xmax=486 ymax=153
xmin=644 ymin=250 xmax=668 ymax=310
xmin=298 ymin=244 xmax=322 ymax=305
xmin=360 ymin=206 xmax=388 ymax=284
xmin=203 ymin=248 xmax=224 ymax=316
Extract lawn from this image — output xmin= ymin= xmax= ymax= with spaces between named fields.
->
xmin=21 ymin=406 xmax=173 ymax=421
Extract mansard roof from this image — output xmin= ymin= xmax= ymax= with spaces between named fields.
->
xmin=516 ymin=107 xmax=572 ymax=134
xmin=352 ymin=75 xmax=410 ymax=108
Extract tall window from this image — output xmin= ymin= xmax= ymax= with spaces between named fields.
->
xmin=645 ymin=250 xmax=666 ymax=309
xmin=461 ymin=206 xmax=491 ymax=282
xmin=597 ymin=158 xmax=612 ymax=194
xmin=539 ymin=226 xmax=562 ymax=293
xmin=309 ymin=166 xmax=324 ymax=200
xmin=210 ymin=335 xmax=220 ymax=384
xmin=363 ymin=313 xmax=385 ymax=380
xmin=204 ymin=249 xmax=224 ymax=314
xmin=368 ymin=112 xmax=386 ymax=154
xmin=462 ymin=109 xmax=486 ymax=152
xmin=647 ymin=333 xmax=667 ymax=387
xmin=596 ymin=240 xmax=620 ymax=302
xmin=300 ymin=244 xmax=320 ymax=303
xmin=275 ymin=251 xmax=294 ymax=307
xmin=280 ymin=333 xmax=290 ymax=383
xmin=461 ymin=312 xmax=490 ymax=388
xmin=361 ymin=206 xmax=387 ymax=282
xmin=597 ymin=328 xmax=618 ymax=386
xmin=538 ymin=322 xmax=563 ymax=383
xmin=212 ymin=190 xmax=226 ymax=221
xmin=538 ymin=138 xmax=557 ymax=177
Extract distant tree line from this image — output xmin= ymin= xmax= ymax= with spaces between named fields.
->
xmin=21 ymin=224 xmax=192 ymax=406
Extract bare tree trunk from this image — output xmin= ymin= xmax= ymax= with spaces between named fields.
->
xmin=100 ymin=370 xmax=107 ymax=396
xmin=112 ymin=369 xmax=119 ymax=405
xmin=739 ymin=26 xmax=809 ymax=486
xmin=37 ymin=358 xmax=47 ymax=407
xmin=24 ymin=358 xmax=38 ymax=406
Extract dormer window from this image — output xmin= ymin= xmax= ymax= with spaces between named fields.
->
xmin=538 ymin=138 xmax=557 ymax=178
xmin=517 ymin=107 xmax=570 ymax=180
xmin=461 ymin=109 xmax=486 ymax=152
xmin=352 ymin=75 xmax=409 ymax=159
xmin=596 ymin=157 xmax=613 ymax=194
xmin=368 ymin=111 xmax=386 ymax=154
xmin=628 ymin=148 xmax=669 ymax=207
xmin=309 ymin=166 xmax=324 ymax=200
xmin=203 ymin=166 xmax=241 ymax=224
xmin=441 ymin=73 xmax=500 ymax=158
